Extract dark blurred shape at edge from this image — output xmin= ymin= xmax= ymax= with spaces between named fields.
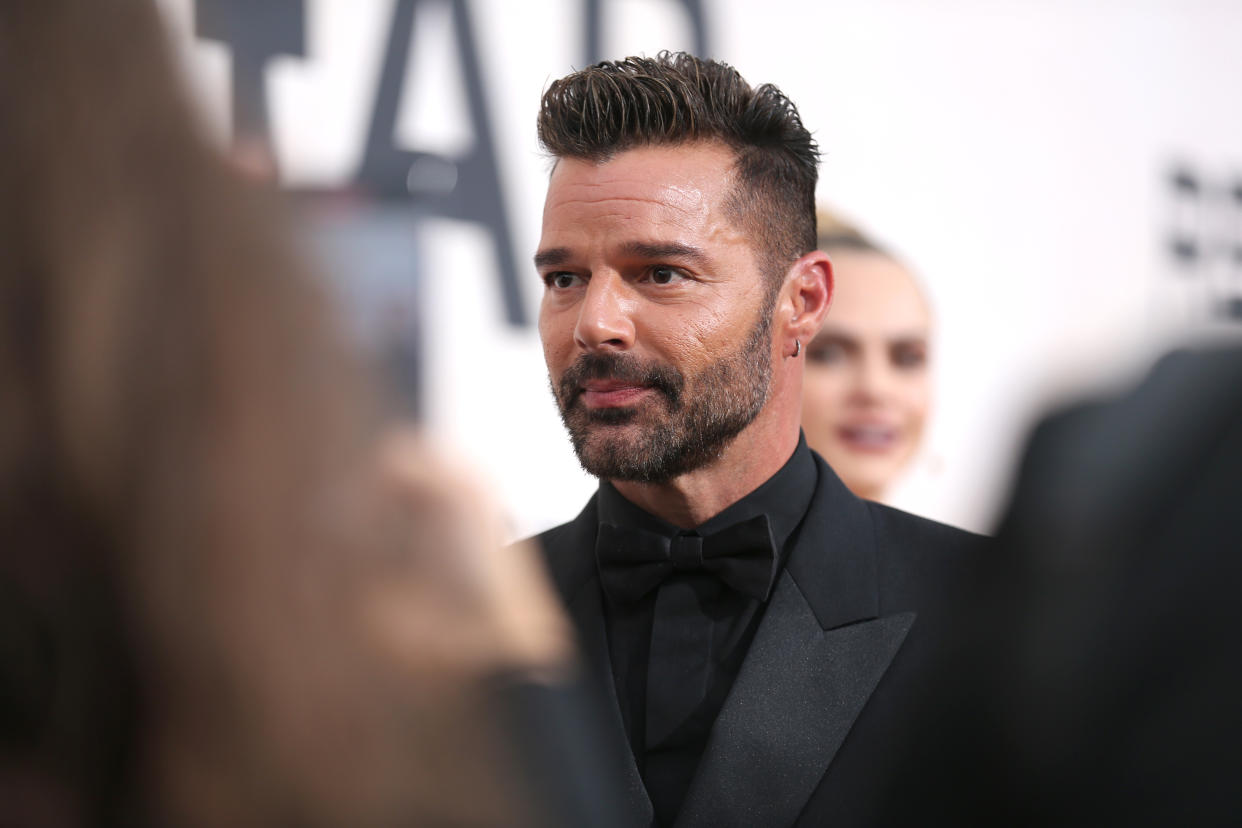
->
xmin=872 ymin=344 xmax=1242 ymax=826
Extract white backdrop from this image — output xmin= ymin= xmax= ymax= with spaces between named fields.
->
xmin=158 ymin=0 xmax=1242 ymax=535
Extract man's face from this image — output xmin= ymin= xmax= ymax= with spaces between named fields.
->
xmin=535 ymin=142 xmax=777 ymax=483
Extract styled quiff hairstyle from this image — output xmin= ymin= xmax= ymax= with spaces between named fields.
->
xmin=537 ymin=51 xmax=820 ymax=291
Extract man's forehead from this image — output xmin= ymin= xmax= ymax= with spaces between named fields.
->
xmin=537 ymin=203 xmax=750 ymax=259
xmin=543 ymin=145 xmax=740 ymax=232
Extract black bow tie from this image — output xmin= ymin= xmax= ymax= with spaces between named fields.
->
xmin=595 ymin=513 xmax=779 ymax=604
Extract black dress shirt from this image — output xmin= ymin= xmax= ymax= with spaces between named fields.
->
xmin=595 ymin=435 xmax=818 ymax=826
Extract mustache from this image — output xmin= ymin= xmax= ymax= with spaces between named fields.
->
xmin=558 ymin=352 xmax=684 ymax=406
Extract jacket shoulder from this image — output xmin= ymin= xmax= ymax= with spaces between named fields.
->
xmin=863 ymin=500 xmax=989 ymax=609
xmin=866 ymin=500 xmax=987 ymax=553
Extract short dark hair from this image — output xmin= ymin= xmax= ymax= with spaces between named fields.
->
xmin=537 ymin=51 xmax=819 ymax=290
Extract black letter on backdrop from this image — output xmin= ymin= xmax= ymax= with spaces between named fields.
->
xmin=1164 ymin=163 xmax=1242 ymax=323
xmin=195 ymin=0 xmax=524 ymax=327
xmin=1168 ymin=166 xmax=1201 ymax=266
xmin=357 ymin=0 xmax=525 ymax=326
xmin=194 ymin=0 xmax=305 ymax=139
xmin=192 ymin=0 xmax=713 ymax=329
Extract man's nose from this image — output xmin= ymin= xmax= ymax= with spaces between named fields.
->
xmin=574 ymin=273 xmax=634 ymax=351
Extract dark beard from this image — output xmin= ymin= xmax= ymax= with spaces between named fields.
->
xmin=550 ymin=312 xmax=773 ymax=483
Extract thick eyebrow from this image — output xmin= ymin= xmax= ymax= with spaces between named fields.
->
xmin=533 ymin=247 xmax=571 ymax=269
xmin=534 ymin=241 xmax=709 ymax=270
xmin=621 ymin=241 xmax=708 ymax=267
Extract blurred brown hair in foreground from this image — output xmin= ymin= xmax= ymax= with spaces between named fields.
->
xmin=0 ymin=1 xmax=576 ymax=825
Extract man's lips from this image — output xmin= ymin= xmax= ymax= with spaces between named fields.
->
xmin=579 ymin=380 xmax=654 ymax=409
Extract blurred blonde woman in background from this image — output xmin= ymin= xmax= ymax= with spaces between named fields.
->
xmin=0 ymin=2 xmax=615 ymax=826
xmin=801 ymin=211 xmax=933 ymax=502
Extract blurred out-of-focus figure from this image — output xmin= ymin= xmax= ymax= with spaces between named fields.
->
xmin=0 ymin=2 xmax=615 ymax=826
xmin=801 ymin=211 xmax=932 ymax=502
xmin=871 ymin=344 xmax=1242 ymax=826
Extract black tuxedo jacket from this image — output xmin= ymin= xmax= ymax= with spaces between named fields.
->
xmin=533 ymin=451 xmax=985 ymax=827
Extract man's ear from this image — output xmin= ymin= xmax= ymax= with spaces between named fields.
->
xmin=780 ymin=251 xmax=833 ymax=356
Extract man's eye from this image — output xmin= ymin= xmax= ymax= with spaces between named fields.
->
xmin=649 ymin=266 xmax=683 ymax=285
xmin=544 ymin=272 xmax=581 ymax=289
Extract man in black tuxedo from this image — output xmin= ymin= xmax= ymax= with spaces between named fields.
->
xmin=528 ymin=52 xmax=983 ymax=827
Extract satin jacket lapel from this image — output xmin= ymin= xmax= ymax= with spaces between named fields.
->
xmin=538 ymin=499 xmax=656 ymax=827
xmin=675 ymin=457 xmax=915 ymax=828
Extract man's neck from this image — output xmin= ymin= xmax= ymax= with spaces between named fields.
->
xmin=610 ymin=422 xmax=801 ymax=529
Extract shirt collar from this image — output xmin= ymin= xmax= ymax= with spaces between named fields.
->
xmin=596 ymin=432 xmax=818 ymax=556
